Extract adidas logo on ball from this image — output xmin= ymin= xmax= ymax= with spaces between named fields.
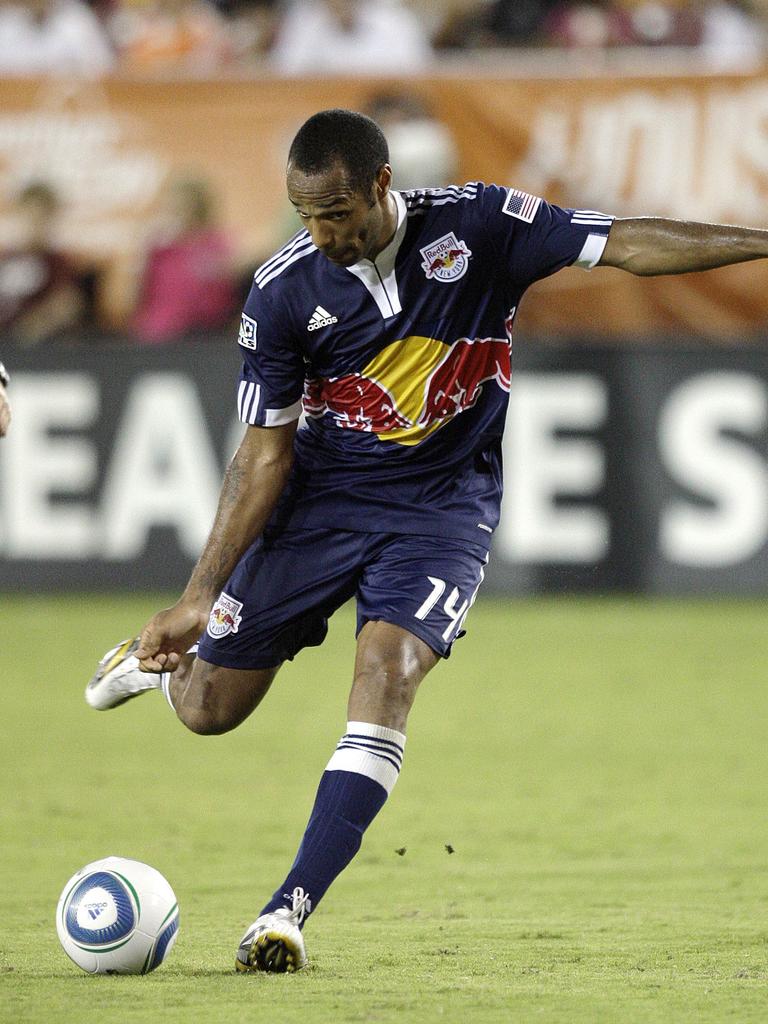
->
xmin=84 ymin=901 xmax=109 ymax=920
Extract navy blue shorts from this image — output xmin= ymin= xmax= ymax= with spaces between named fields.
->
xmin=196 ymin=529 xmax=489 ymax=670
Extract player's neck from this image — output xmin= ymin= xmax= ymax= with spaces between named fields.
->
xmin=370 ymin=193 xmax=398 ymax=263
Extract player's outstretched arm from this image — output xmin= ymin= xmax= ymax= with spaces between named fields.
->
xmin=135 ymin=420 xmax=297 ymax=673
xmin=599 ymin=217 xmax=768 ymax=276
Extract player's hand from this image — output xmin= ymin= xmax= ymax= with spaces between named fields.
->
xmin=135 ymin=601 xmax=209 ymax=673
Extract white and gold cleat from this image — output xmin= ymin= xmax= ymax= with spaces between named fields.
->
xmin=85 ymin=638 xmax=159 ymax=710
xmin=235 ymin=888 xmax=310 ymax=974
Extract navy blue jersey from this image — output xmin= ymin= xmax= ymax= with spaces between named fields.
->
xmin=236 ymin=183 xmax=613 ymax=546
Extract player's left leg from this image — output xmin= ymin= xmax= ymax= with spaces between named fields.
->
xmin=236 ymin=620 xmax=438 ymax=974
xmin=236 ymin=534 xmax=488 ymax=974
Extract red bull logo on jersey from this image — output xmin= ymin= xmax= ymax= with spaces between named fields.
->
xmin=305 ymin=333 xmax=511 ymax=446
xmin=305 ymin=373 xmax=410 ymax=434
xmin=206 ymin=592 xmax=243 ymax=639
xmin=419 ymin=232 xmax=472 ymax=282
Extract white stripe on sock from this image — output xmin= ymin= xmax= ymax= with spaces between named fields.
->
xmin=346 ymin=721 xmax=406 ymax=747
xmin=160 ymin=672 xmax=174 ymax=710
xmin=160 ymin=643 xmax=197 ymax=713
xmin=325 ymin=721 xmax=406 ymax=795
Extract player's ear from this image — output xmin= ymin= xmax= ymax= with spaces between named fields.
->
xmin=375 ymin=164 xmax=392 ymax=199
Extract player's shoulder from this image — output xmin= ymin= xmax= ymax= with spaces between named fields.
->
xmin=250 ymin=229 xmax=320 ymax=296
xmin=402 ymin=181 xmax=487 ymax=218
xmin=414 ymin=182 xmax=574 ymax=233
xmin=402 ymin=182 xmax=531 ymax=230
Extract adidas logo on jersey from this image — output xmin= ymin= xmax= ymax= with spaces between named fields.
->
xmin=307 ymin=306 xmax=338 ymax=331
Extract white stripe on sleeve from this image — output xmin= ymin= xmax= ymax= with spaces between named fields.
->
xmin=264 ymin=400 xmax=303 ymax=426
xmin=574 ymin=232 xmax=610 ymax=270
xmin=238 ymin=381 xmax=261 ymax=423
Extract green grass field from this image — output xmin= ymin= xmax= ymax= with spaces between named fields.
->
xmin=1 ymin=594 xmax=767 ymax=1024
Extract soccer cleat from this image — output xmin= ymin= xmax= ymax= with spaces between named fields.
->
xmin=85 ymin=638 xmax=160 ymax=710
xmin=235 ymin=888 xmax=310 ymax=974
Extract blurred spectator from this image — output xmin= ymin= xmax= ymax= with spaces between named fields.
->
xmin=484 ymin=0 xmax=561 ymax=44
xmin=610 ymin=0 xmax=703 ymax=46
xmin=544 ymin=1 xmax=628 ymax=47
xmin=131 ymin=175 xmax=238 ymax=345
xmin=0 ymin=0 xmax=115 ymax=76
xmin=542 ymin=0 xmax=762 ymax=56
xmin=271 ymin=0 xmax=432 ymax=75
xmin=0 ymin=182 xmax=86 ymax=346
xmin=699 ymin=0 xmax=764 ymax=68
xmin=425 ymin=0 xmax=591 ymax=49
xmin=213 ymin=0 xmax=281 ymax=65
xmin=423 ymin=0 xmax=767 ymax=54
xmin=109 ymin=0 xmax=231 ymax=74
xmin=365 ymin=92 xmax=459 ymax=189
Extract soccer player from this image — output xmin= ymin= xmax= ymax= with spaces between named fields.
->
xmin=85 ymin=108 xmax=768 ymax=973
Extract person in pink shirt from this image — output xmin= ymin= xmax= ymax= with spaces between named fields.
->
xmin=131 ymin=175 xmax=238 ymax=345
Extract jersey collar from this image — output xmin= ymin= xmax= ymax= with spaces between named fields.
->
xmin=344 ymin=191 xmax=406 ymax=319
xmin=347 ymin=190 xmax=407 ymax=278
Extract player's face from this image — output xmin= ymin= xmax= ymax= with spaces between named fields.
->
xmin=287 ymin=161 xmax=396 ymax=267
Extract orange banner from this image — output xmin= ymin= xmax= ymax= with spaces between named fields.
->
xmin=2 ymin=73 xmax=768 ymax=337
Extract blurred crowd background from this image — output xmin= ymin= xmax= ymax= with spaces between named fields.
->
xmin=2 ymin=0 xmax=768 ymax=345
xmin=1 ymin=0 xmax=766 ymax=77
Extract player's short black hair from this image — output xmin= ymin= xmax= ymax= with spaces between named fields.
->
xmin=288 ymin=109 xmax=389 ymax=195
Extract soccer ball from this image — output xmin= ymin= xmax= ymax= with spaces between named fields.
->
xmin=56 ymin=856 xmax=179 ymax=974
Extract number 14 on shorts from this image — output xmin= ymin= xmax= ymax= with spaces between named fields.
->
xmin=414 ymin=576 xmax=470 ymax=642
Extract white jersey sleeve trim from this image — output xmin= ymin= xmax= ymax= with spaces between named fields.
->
xmin=264 ymin=400 xmax=303 ymax=426
xmin=238 ymin=386 xmax=302 ymax=426
xmin=574 ymin=232 xmax=609 ymax=270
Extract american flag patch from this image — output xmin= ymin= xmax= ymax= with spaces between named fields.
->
xmin=502 ymin=188 xmax=542 ymax=224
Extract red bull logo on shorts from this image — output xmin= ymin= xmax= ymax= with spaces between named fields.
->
xmin=207 ymin=592 xmax=243 ymax=639
xmin=419 ymin=232 xmax=472 ymax=282
xmin=304 ymin=333 xmax=511 ymax=446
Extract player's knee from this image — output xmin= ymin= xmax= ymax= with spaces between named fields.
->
xmin=173 ymin=662 xmax=259 ymax=736
xmin=351 ymin=624 xmax=441 ymax=730
xmin=177 ymin=704 xmax=238 ymax=736
xmin=174 ymin=681 xmax=241 ymax=735
xmin=355 ymin=661 xmax=418 ymax=718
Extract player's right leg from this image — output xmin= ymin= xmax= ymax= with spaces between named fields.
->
xmin=85 ymin=638 xmax=279 ymax=735
xmin=85 ymin=526 xmax=359 ymax=737
xmin=168 ymin=658 xmax=280 ymax=735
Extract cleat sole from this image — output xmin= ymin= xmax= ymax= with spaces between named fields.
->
xmin=235 ymin=932 xmax=301 ymax=974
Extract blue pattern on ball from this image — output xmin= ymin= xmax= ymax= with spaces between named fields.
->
xmin=65 ymin=871 xmax=136 ymax=946
xmin=145 ymin=912 xmax=179 ymax=973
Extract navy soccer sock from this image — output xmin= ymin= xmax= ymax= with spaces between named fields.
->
xmin=259 ymin=721 xmax=406 ymax=925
